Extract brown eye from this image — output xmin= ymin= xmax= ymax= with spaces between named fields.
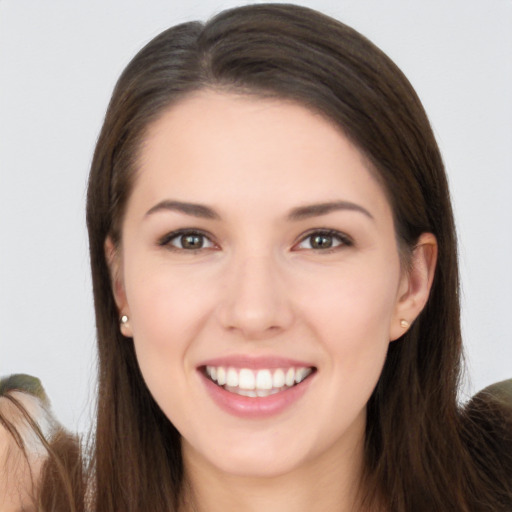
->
xmin=160 ymin=230 xmax=216 ymax=251
xmin=310 ymin=234 xmax=335 ymax=249
xmin=179 ymin=234 xmax=205 ymax=249
xmin=295 ymin=230 xmax=351 ymax=251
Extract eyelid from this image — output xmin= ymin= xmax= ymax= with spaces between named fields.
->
xmin=157 ymin=228 xmax=218 ymax=251
xmin=156 ymin=228 xmax=352 ymax=252
xmin=292 ymin=229 xmax=353 ymax=251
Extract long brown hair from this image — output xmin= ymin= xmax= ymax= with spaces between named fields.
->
xmin=84 ymin=4 xmax=512 ymax=511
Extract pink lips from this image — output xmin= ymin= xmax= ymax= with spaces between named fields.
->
xmin=197 ymin=356 xmax=316 ymax=418
xmin=200 ymin=355 xmax=313 ymax=369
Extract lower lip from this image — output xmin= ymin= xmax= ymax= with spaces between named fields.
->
xmin=200 ymin=371 xmax=314 ymax=418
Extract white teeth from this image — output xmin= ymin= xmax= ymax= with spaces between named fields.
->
xmin=295 ymin=367 xmax=311 ymax=384
xmin=256 ymin=369 xmax=273 ymax=390
xmin=216 ymin=367 xmax=226 ymax=386
xmin=272 ymin=368 xmax=285 ymax=388
xmin=285 ymin=368 xmax=295 ymax=387
xmin=257 ymin=388 xmax=279 ymax=397
xmin=226 ymin=368 xmax=238 ymax=387
xmin=238 ymin=369 xmax=255 ymax=390
xmin=236 ymin=388 xmax=257 ymax=397
xmin=205 ymin=365 xmax=314 ymax=395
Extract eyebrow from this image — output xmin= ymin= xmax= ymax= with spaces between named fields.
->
xmin=145 ymin=200 xmax=220 ymax=220
xmin=287 ymin=201 xmax=374 ymax=221
xmin=145 ymin=199 xmax=373 ymax=221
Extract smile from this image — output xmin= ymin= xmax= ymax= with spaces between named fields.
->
xmin=204 ymin=366 xmax=315 ymax=398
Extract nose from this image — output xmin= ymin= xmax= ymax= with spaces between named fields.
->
xmin=216 ymin=253 xmax=294 ymax=339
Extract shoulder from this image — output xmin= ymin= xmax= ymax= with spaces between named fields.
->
xmin=475 ymin=378 xmax=512 ymax=407
xmin=0 ymin=374 xmax=58 ymax=511
xmin=462 ymin=378 xmax=512 ymax=509
xmin=466 ymin=378 xmax=512 ymax=429
xmin=467 ymin=378 xmax=512 ymax=458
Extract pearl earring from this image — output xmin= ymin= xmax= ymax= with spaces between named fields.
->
xmin=119 ymin=314 xmax=132 ymax=337
xmin=400 ymin=319 xmax=410 ymax=329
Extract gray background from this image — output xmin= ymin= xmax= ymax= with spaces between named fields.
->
xmin=1 ymin=0 xmax=511 ymax=433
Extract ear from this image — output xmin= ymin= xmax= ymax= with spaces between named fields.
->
xmin=105 ymin=237 xmax=133 ymax=337
xmin=389 ymin=233 xmax=438 ymax=341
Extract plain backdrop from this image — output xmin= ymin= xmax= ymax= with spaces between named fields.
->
xmin=1 ymin=0 xmax=511 ymax=433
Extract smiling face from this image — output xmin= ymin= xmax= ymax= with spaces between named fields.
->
xmin=108 ymin=91 xmax=434 ymax=481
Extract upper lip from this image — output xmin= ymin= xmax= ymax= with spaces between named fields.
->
xmin=197 ymin=355 xmax=316 ymax=370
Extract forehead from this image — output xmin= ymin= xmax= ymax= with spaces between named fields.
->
xmin=131 ymin=91 xmax=391 ymax=220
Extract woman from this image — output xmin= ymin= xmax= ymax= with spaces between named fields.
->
xmin=1 ymin=3 xmax=511 ymax=511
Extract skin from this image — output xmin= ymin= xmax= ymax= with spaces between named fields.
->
xmin=108 ymin=91 xmax=437 ymax=512
xmin=0 ymin=392 xmax=48 ymax=512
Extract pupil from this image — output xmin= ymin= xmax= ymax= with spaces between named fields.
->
xmin=182 ymin=234 xmax=202 ymax=249
xmin=312 ymin=234 xmax=332 ymax=249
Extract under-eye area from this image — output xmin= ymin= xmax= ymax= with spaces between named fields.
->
xmin=201 ymin=366 xmax=317 ymax=397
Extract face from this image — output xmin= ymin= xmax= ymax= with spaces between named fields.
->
xmin=110 ymin=91 xmax=423 ymax=479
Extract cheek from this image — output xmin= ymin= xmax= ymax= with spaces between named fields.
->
xmin=125 ymin=256 xmax=215 ymax=342
xmin=299 ymin=260 xmax=400 ymax=347
xmin=298 ymin=260 xmax=399 ymax=397
xmin=121 ymin=261 xmax=209 ymax=397
xmin=123 ymin=262 xmax=217 ymax=419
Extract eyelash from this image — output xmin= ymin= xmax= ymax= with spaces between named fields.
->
xmin=157 ymin=229 xmax=218 ymax=252
xmin=157 ymin=229 xmax=353 ymax=253
xmin=293 ymin=229 xmax=353 ymax=253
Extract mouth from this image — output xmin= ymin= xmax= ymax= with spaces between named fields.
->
xmin=201 ymin=365 xmax=316 ymax=398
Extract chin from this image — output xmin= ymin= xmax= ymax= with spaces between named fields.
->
xmin=183 ymin=425 xmax=327 ymax=480
xmin=208 ymin=449 xmax=306 ymax=479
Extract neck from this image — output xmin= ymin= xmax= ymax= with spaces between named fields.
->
xmin=180 ymin=427 xmax=367 ymax=512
